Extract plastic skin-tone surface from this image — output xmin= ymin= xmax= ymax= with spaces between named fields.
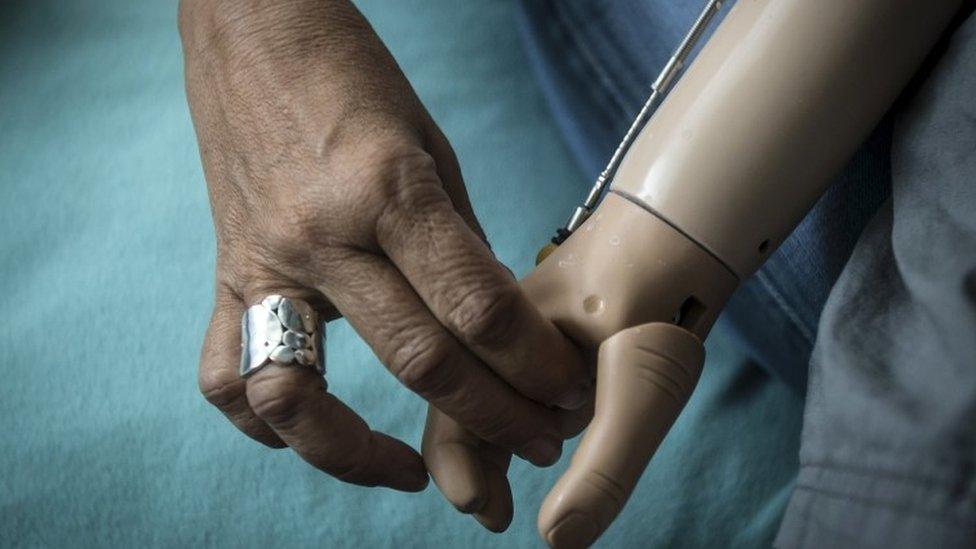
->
xmin=525 ymin=196 xmax=727 ymax=547
xmin=612 ymin=0 xmax=964 ymax=279
xmin=423 ymin=0 xmax=963 ymax=546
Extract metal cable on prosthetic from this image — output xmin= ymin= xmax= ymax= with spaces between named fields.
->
xmin=548 ymin=0 xmax=725 ymax=250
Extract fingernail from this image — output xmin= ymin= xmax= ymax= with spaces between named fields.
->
xmin=553 ymin=388 xmax=588 ymax=410
xmin=519 ymin=438 xmax=561 ymax=466
xmin=546 ymin=512 xmax=598 ymax=549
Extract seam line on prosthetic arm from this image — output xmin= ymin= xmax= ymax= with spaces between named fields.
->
xmin=609 ymin=189 xmax=741 ymax=281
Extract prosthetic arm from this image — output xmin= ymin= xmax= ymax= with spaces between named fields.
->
xmin=424 ymin=0 xmax=962 ymax=546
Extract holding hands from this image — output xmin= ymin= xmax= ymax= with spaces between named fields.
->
xmin=182 ymin=2 xmax=703 ymax=547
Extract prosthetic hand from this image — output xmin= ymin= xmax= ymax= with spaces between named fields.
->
xmin=424 ymin=0 xmax=961 ymax=546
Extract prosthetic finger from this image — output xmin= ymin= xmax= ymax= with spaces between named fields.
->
xmin=538 ymin=322 xmax=704 ymax=549
xmin=471 ymin=445 xmax=514 ymax=533
xmin=423 ymin=407 xmax=515 ymax=532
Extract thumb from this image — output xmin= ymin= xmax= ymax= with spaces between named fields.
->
xmin=537 ymin=322 xmax=705 ymax=548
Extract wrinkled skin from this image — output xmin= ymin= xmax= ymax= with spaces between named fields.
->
xmin=181 ymin=0 xmax=590 ymax=492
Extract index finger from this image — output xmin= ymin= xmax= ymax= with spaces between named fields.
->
xmin=319 ymin=251 xmax=565 ymax=466
xmin=375 ymin=162 xmax=590 ymax=409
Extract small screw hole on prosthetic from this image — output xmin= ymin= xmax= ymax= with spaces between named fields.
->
xmin=671 ymin=295 xmax=706 ymax=330
xmin=583 ymin=295 xmax=605 ymax=315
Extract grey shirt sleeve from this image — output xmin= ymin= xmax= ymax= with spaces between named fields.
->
xmin=776 ymin=10 xmax=976 ymax=548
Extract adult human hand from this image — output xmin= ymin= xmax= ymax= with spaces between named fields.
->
xmin=181 ymin=0 xmax=588 ymax=491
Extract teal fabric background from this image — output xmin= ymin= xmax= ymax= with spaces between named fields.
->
xmin=0 ymin=1 xmax=803 ymax=547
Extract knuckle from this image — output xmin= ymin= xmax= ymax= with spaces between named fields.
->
xmin=630 ymin=349 xmax=698 ymax=405
xmin=389 ymin=331 xmax=455 ymax=396
xmin=470 ymin=405 xmax=521 ymax=445
xmin=198 ymin=367 xmax=245 ymax=410
xmin=373 ymin=148 xmax=446 ymax=220
xmin=229 ymin=411 xmax=287 ymax=449
xmin=376 ymin=145 xmax=440 ymax=198
xmin=262 ymin=198 xmax=327 ymax=252
xmin=251 ymin=195 xmax=340 ymax=274
xmin=580 ymin=468 xmax=627 ymax=513
xmin=446 ymin=284 xmax=521 ymax=347
xmin=245 ymin=370 xmax=308 ymax=424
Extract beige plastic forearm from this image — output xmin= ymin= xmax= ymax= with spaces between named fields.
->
xmin=612 ymin=0 xmax=960 ymax=278
xmin=530 ymin=0 xmax=961 ymax=547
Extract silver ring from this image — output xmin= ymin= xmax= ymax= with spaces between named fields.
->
xmin=240 ymin=294 xmax=326 ymax=378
